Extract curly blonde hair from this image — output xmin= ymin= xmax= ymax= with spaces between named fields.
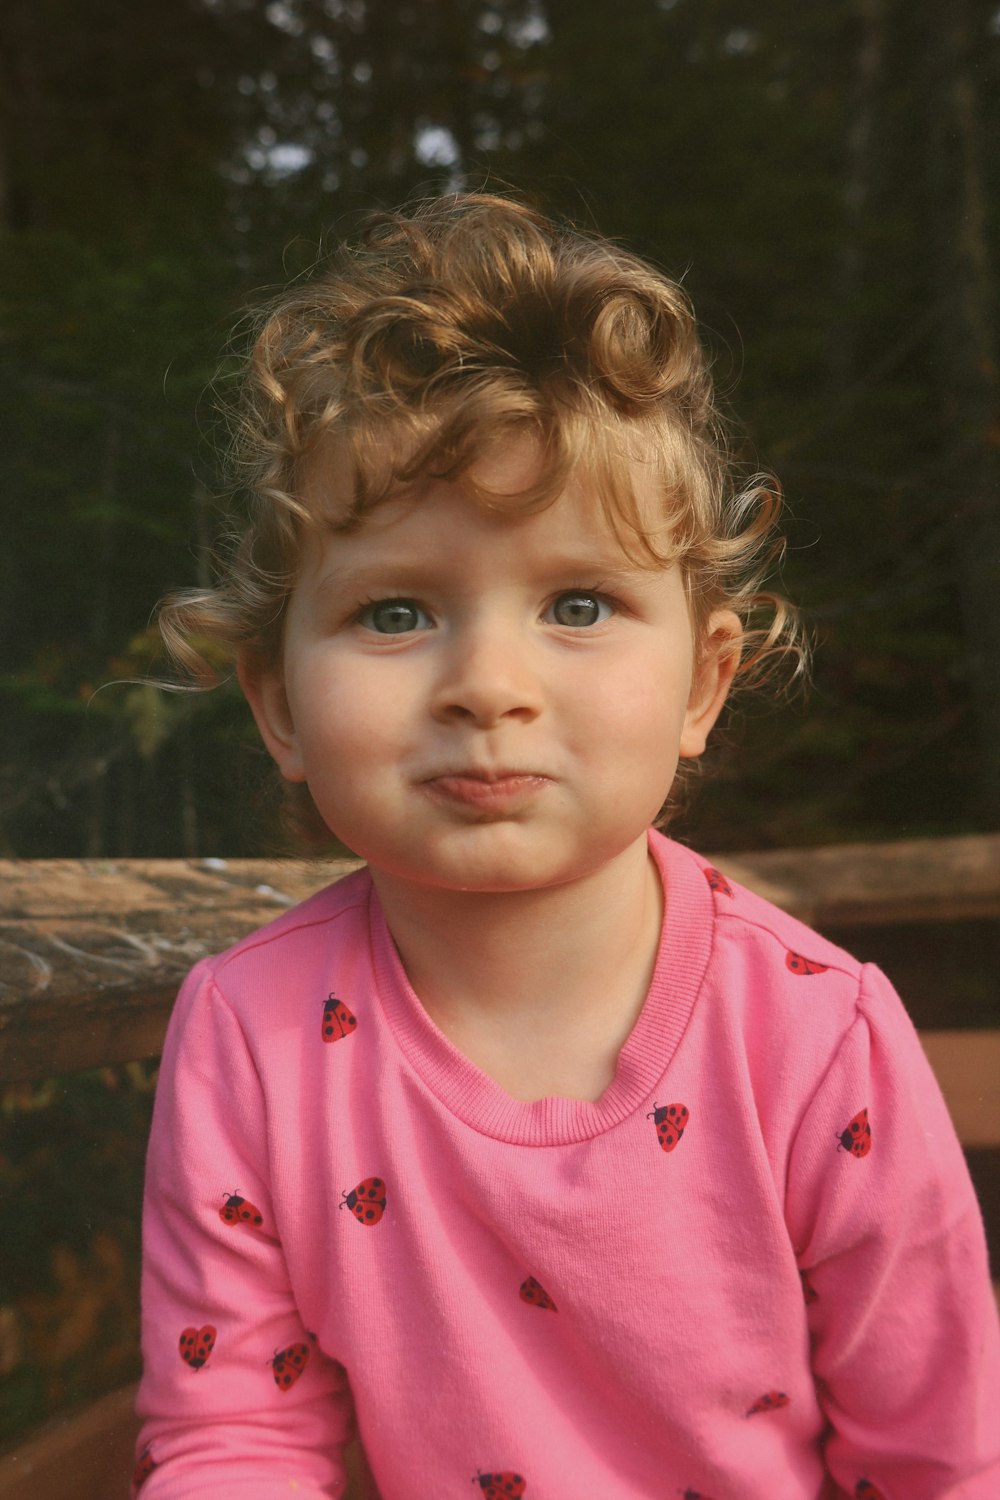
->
xmin=158 ymin=192 xmax=802 ymax=844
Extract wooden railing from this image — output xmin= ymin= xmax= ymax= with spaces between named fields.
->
xmin=0 ymin=836 xmax=998 ymax=1500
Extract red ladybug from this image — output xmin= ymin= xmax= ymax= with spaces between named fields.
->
xmin=799 ymin=1269 xmax=818 ymax=1305
xmin=473 ymin=1474 xmax=526 ymax=1498
xmin=855 ymin=1482 xmax=887 ymax=1500
xmin=785 ymin=950 xmax=828 ymax=976
xmin=322 ymin=993 xmax=358 ymax=1044
xmin=703 ymin=866 xmax=733 ymax=897
xmin=746 ymin=1390 xmax=790 ymax=1416
xmin=837 ymin=1108 xmax=872 ymax=1158
xmin=647 ymin=1101 xmax=690 ymax=1153
xmin=132 ymin=1446 xmax=156 ymax=1490
xmin=270 ymin=1341 xmax=311 ymax=1390
xmin=341 ymin=1176 xmax=386 ymax=1225
xmin=179 ymin=1325 xmax=216 ymax=1371
xmin=519 ymin=1276 xmax=557 ymax=1311
xmin=220 ymin=1191 xmax=264 ymax=1228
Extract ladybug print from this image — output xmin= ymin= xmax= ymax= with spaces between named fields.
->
xmin=178 ymin=1325 xmax=216 ymax=1371
xmin=703 ymin=866 xmax=733 ymax=897
xmin=131 ymin=1446 xmax=156 ymax=1491
xmin=746 ymin=1390 xmax=790 ymax=1416
xmin=785 ymin=950 xmax=828 ymax=976
xmin=341 ymin=1176 xmax=387 ymax=1225
xmin=519 ymin=1276 xmax=557 ymax=1311
xmin=474 ymin=1474 xmax=527 ymax=1498
xmin=647 ymin=1101 xmax=690 ymax=1153
xmin=220 ymin=1191 xmax=264 ymax=1228
xmin=799 ymin=1268 xmax=818 ymax=1305
xmin=837 ymin=1107 xmax=872 ymax=1158
xmin=855 ymin=1483 xmax=887 ymax=1500
xmin=270 ymin=1340 xmax=311 ymax=1390
xmin=322 ymin=993 xmax=358 ymax=1044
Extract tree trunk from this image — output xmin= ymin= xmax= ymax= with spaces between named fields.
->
xmin=831 ymin=0 xmax=887 ymax=391
xmin=926 ymin=0 xmax=1000 ymax=825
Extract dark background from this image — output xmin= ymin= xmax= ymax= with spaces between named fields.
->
xmin=1 ymin=0 xmax=998 ymax=1448
xmin=3 ymin=0 xmax=1000 ymax=861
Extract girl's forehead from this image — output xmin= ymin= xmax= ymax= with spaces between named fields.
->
xmin=303 ymin=485 xmax=658 ymax=588
xmin=303 ymin=428 xmax=542 ymax=513
xmin=301 ymin=428 xmax=671 ymax=554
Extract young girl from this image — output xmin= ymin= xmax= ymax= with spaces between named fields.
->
xmin=135 ymin=194 xmax=999 ymax=1499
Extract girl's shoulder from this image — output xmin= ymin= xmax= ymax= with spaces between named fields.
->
xmin=660 ymin=834 xmax=863 ymax=987
xmin=701 ymin=856 xmax=862 ymax=983
xmin=194 ymin=863 xmax=375 ymax=1008
xmin=667 ymin=841 xmax=920 ymax=1127
xmin=660 ymin=837 xmax=899 ymax=1073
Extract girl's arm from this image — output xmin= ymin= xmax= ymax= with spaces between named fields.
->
xmin=133 ymin=960 xmax=354 ymax=1498
xmin=787 ymin=964 xmax=1000 ymax=1498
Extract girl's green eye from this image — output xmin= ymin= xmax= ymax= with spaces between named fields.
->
xmin=548 ymin=592 xmax=612 ymax=627
xmin=361 ymin=599 xmax=428 ymax=634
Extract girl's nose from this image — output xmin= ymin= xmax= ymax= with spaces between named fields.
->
xmin=430 ymin=623 xmax=543 ymax=727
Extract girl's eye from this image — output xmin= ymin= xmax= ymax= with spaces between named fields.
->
xmin=359 ymin=598 xmax=430 ymax=634
xmin=546 ymin=592 xmax=613 ymax=628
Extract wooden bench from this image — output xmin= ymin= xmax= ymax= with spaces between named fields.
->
xmin=1 ymin=836 xmax=997 ymax=1499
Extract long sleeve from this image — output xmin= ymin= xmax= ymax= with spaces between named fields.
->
xmin=133 ymin=959 xmax=355 ymax=1498
xmin=785 ymin=963 xmax=1000 ymax=1497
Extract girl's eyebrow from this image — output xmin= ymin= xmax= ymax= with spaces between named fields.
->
xmin=313 ymin=560 xmax=451 ymax=596
xmin=313 ymin=551 xmax=656 ymax=596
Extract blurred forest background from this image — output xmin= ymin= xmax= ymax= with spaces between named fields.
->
xmin=3 ymin=0 xmax=1000 ymax=861
xmin=2 ymin=0 xmax=1000 ymax=1450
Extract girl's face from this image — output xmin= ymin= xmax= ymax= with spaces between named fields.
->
xmin=241 ymin=441 xmax=740 ymax=896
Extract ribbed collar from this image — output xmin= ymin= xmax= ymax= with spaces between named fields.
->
xmin=367 ymin=832 xmax=714 ymax=1146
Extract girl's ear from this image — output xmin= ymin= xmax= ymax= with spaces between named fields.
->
xmin=679 ymin=610 xmax=743 ymax=760
xmin=236 ymin=649 xmax=308 ymax=784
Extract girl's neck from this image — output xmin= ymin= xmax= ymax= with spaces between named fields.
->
xmin=369 ymin=835 xmax=664 ymax=1102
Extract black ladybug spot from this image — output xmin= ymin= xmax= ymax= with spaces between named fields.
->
xmin=371 ymin=1178 xmax=383 ymax=1189
xmin=365 ymin=1209 xmax=376 ymax=1220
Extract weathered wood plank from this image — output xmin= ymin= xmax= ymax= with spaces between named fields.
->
xmin=0 ymin=835 xmax=998 ymax=1083
xmin=0 ymin=1383 xmax=140 ymax=1500
xmin=0 ymin=857 xmax=361 ymax=1084
xmin=719 ymin=833 xmax=1000 ymax=927
xmin=919 ymin=1029 xmax=1000 ymax=1148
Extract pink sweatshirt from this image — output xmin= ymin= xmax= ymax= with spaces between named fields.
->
xmin=135 ymin=832 xmax=1000 ymax=1498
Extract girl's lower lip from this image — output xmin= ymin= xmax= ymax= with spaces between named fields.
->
xmin=423 ymin=774 xmax=549 ymax=808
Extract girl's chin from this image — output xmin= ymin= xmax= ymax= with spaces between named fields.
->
xmin=364 ymin=827 xmax=644 ymax=899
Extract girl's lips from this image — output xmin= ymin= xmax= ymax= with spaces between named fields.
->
xmin=421 ymin=772 xmax=550 ymax=809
